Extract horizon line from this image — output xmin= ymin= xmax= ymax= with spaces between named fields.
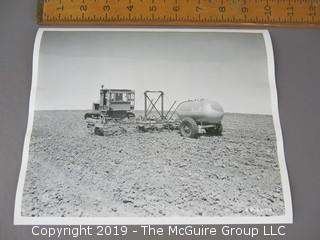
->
xmin=33 ymin=109 xmax=272 ymax=116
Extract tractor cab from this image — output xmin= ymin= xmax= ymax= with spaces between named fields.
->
xmin=85 ymin=87 xmax=135 ymax=120
xmin=93 ymin=89 xmax=135 ymax=111
xmin=98 ymin=89 xmax=135 ymax=112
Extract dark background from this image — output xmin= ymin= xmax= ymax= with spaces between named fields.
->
xmin=0 ymin=0 xmax=319 ymax=239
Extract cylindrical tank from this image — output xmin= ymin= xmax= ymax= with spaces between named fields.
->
xmin=176 ymin=99 xmax=224 ymax=124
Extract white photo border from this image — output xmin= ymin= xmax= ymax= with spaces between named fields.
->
xmin=14 ymin=28 xmax=293 ymax=225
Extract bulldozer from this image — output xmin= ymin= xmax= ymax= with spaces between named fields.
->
xmin=84 ymin=86 xmax=135 ymax=121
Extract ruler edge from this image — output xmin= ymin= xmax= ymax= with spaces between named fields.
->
xmin=37 ymin=0 xmax=320 ymax=28
xmin=38 ymin=21 xmax=320 ymax=28
xmin=38 ymin=0 xmax=44 ymax=24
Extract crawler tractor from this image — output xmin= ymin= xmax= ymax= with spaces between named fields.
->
xmin=84 ymin=86 xmax=135 ymax=121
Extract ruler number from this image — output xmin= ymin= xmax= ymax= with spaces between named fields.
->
xmin=241 ymin=7 xmax=248 ymax=14
xmin=127 ymin=5 xmax=134 ymax=12
xmin=56 ymin=5 xmax=64 ymax=11
xmin=173 ymin=5 xmax=180 ymax=12
xmin=80 ymin=4 xmax=87 ymax=12
xmin=264 ymin=5 xmax=271 ymax=16
xmin=103 ymin=5 xmax=110 ymax=12
xmin=309 ymin=6 xmax=316 ymax=16
xmin=149 ymin=5 xmax=157 ymax=12
xmin=219 ymin=6 xmax=226 ymax=13
xmin=287 ymin=6 xmax=294 ymax=17
xmin=196 ymin=6 xmax=202 ymax=12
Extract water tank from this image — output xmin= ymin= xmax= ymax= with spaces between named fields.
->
xmin=176 ymin=99 xmax=224 ymax=124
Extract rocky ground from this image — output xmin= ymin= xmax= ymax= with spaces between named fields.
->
xmin=21 ymin=110 xmax=284 ymax=217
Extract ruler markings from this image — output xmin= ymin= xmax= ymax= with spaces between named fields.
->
xmin=38 ymin=0 xmax=320 ymax=26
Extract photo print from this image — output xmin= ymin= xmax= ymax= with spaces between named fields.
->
xmin=15 ymin=28 xmax=292 ymax=225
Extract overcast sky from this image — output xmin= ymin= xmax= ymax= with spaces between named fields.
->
xmin=35 ymin=30 xmax=272 ymax=114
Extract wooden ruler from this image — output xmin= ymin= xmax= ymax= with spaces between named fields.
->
xmin=38 ymin=0 xmax=320 ymax=27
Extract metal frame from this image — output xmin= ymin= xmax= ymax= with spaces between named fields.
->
xmin=144 ymin=90 xmax=164 ymax=120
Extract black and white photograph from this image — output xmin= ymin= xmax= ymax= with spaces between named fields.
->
xmin=14 ymin=28 xmax=292 ymax=225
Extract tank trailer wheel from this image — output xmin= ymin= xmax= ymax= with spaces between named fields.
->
xmin=206 ymin=123 xmax=223 ymax=136
xmin=179 ymin=117 xmax=199 ymax=138
xmin=216 ymin=123 xmax=223 ymax=136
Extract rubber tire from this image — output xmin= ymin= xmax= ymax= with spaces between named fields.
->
xmin=206 ymin=123 xmax=223 ymax=136
xmin=206 ymin=124 xmax=223 ymax=136
xmin=206 ymin=127 xmax=215 ymax=136
xmin=216 ymin=123 xmax=223 ymax=136
xmin=179 ymin=117 xmax=199 ymax=138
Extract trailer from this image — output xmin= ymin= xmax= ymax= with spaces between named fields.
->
xmin=176 ymin=99 xmax=224 ymax=138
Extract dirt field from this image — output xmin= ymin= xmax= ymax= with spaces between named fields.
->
xmin=21 ymin=110 xmax=284 ymax=217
